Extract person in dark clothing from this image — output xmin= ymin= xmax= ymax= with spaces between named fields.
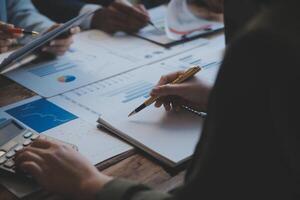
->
xmin=14 ymin=0 xmax=300 ymax=199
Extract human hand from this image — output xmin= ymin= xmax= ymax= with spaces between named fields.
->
xmin=91 ymin=1 xmax=149 ymax=34
xmin=0 ymin=22 xmax=23 ymax=53
xmin=41 ymin=24 xmax=80 ymax=56
xmin=150 ymin=71 xmax=212 ymax=112
xmin=15 ymin=139 xmax=112 ymax=200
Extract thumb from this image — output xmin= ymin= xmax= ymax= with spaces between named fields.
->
xmin=20 ymin=161 xmax=43 ymax=179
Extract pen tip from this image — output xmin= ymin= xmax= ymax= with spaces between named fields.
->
xmin=128 ymin=111 xmax=136 ymax=117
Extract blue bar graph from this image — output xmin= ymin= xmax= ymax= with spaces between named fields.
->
xmin=29 ymin=60 xmax=77 ymax=77
xmin=103 ymin=81 xmax=154 ymax=103
xmin=122 ymin=83 xmax=153 ymax=103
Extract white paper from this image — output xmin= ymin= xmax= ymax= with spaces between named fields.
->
xmin=61 ymin=46 xmax=224 ymax=166
xmin=0 ymin=96 xmax=132 ymax=165
xmin=4 ymin=30 xmax=208 ymax=97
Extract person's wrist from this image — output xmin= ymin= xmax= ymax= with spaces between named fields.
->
xmin=78 ymin=172 xmax=113 ymax=200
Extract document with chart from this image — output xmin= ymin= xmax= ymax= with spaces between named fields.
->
xmin=51 ymin=47 xmax=224 ymax=166
xmin=0 ymin=96 xmax=132 ymax=166
xmin=4 ymin=30 xmax=208 ymax=97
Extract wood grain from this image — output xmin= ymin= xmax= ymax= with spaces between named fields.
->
xmin=0 ymin=77 xmax=185 ymax=200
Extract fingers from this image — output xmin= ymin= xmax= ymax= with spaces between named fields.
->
xmin=49 ymin=37 xmax=74 ymax=46
xmin=42 ymin=35 xmax=74 ymax=56
xmin=152 ymin=84 xmax=189 ymax=97
xmin=0 ymin=22 xmax=21 ymax=53
xmin=0 ymin=22 xmax=14 ymax=31
xmin=15 ymin=150 xmax=44 ymax=167
xmin=156 ymin=71 xmax=185 ymax=87
xmin=30 ymin=138 xmax=53 ymax=149
xmin=0 ymin=46 xmax=8 ymax=53
xmin=19 ymin=161 xmax=43 ymax=179
xmin=41 ymin=24 xmax=79 ymax=56
xmin=0 ymin=39 xmax=15 ymax=46
xmin=110 ymin=2 xmax=149 ymax=30
xmin=156 ymin=96 xmax=185 ymax=112
xmin=70 ymin=26 xmax=81 ymax=35
xmin=46 ymin=23 xmax=61 ymax=32
xmin=112 ymin=2 xmax=149 ymax=22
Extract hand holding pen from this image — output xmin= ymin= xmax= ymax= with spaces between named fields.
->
xmin=0 ymin=21 xmax=80 ymax=56
xmin=0 ymin=22 xmax=24 ymax=53
xmin=129 ymin=66 xmax=212 ymax=117
xmin=150 ymin=68 xmax=212 ymax=113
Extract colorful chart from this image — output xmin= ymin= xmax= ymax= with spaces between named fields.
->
xmin=57 ymin=75 xmax=76 ymax=83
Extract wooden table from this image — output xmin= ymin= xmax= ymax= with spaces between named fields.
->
xmin=0 ymin=77 xmax=185 ymax=200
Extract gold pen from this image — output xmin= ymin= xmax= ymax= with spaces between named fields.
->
xmin=128 ymin=66 xmax=202 ymax=117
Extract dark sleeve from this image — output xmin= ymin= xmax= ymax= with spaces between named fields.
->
xmin=182 ymin=30 xmax=299 ymax=200
xmin=95 ymin=30 xmax=299 ymax=200
xmin=96 ymin=179 xmax=174 ymax=200
xmin=32 ymin=0 xmax=87 ymax=23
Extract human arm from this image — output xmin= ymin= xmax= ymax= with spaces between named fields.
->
xmin=6 ymin=0 xmax=79 ymax=56
xmin=91 ymin=1 xmax=150 ymax=34
xmin=15 ymin=139 xmax=173 ymax=200
xmin=7 ymin=0 xmax=54 ymax=33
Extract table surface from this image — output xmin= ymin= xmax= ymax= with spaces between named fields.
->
xmin=0 ymin=77 xmax=185 ymax=200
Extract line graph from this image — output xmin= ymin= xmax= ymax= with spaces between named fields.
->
xmin=6 ymin=99 xmax=77 ymax=133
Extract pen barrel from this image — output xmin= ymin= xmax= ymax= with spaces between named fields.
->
xmin=144 ymin=97 xmax=158 ymax=106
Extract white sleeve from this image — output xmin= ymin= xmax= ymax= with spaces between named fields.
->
xmin=79 ymin=4 xmax=102 ymax=30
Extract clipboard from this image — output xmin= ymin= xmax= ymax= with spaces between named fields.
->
xmin=0 ymin=10 xmax=96 ymax=74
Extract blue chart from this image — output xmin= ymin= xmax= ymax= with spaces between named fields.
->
xmin=104 ymin=81 xmax=154 ymax=103
xmin=6 ymin=99 xmax=78 ymax=133
xmin=29 ymin=59 xmax=77 ymax=77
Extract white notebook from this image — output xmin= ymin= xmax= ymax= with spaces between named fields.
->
xmin=98 ymin=105 xmax=204 ymax=167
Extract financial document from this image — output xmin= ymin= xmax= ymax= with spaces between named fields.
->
xmin=51 ymin=46 xmax=224 ymax=165
xmin=4 ymin=30 xmax=208 ymax=98
xmin=0 ymin=96 xmax=132 ymax=165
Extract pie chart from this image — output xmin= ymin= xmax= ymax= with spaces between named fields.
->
xmin=57 ymin=75 xmax=76 ymax=83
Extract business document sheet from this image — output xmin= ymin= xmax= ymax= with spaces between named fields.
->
xmin=4 ymin=29 xmax=208 ymax=97
xmin=50 ymin=46 xmax=224 ymax=165
xmin=0 ymin=96 xmax=132 ymax=165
